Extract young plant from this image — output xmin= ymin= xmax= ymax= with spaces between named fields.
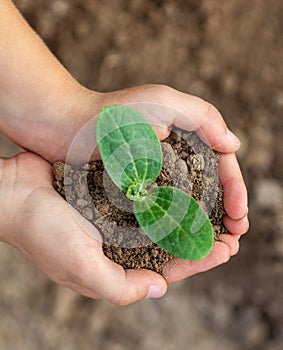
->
xmin=96 ymin=105 xmax=214 ymax=260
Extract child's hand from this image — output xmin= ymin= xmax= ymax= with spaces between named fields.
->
xmin=0 ymin=153 xmax=168 ymax=304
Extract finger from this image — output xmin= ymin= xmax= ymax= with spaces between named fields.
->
xmin=58 ymin=208 xmax=168 ymax=304
xmin=62 ymin=240 xmax=168 ymax=305
xmin=165 ymin=241 xmax=231 ymax=284
xmin=60 ymin=266 xmax=168 ymax=304
xmin=35 ymin=215 xmax=168 ymax=305
xmin=218 ymin=153 xmax=248 ymax=220
xmin=56 ymin=226 xmax=168 ymax=305
xmin=223 ymin=214 xmax=249 ymax=236
xmin=57 ymin=233 xmax=167 ymax=304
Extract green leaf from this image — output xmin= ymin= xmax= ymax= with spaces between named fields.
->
xmin=96 ymin=105 xmax=162 ymax=199
xmin=134 ymin=186 xmax=214 ymax=260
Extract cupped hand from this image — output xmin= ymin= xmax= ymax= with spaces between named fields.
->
xmin=0 ymin=152 xmax=167 ymax=305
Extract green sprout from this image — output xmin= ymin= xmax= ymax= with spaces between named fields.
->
xmin=96 ymin=105 xmax=214 ymax=260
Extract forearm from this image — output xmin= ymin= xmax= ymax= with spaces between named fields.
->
xmin=0 ymin=0 xmax=88 ymax=157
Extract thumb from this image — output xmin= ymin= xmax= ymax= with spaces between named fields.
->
xmin=57 ymin=236 xmax=168 ymax=305
xmin=91 ymin=255 xmax=168 ymax=305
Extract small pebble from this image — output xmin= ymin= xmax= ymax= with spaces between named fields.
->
xmin=64 ymin=177 xmax=73 ymax=186
xmin=82 ymin=207 xmax=93 ymax=221
xmin=76 ymin=198 xmax=89 ymax=208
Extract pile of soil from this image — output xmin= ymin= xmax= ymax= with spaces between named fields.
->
xmin=53 ymin=127 xmax=226 ymax=276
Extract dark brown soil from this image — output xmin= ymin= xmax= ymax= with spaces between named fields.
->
xmin=53 ymin=127 xmax=226 ymax=276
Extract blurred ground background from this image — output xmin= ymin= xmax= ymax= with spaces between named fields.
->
xmin=0 ymin=0 xmax=282 ymax=349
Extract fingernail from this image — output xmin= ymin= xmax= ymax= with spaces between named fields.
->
xmin=146 ymin=285 xmax=164 ymax=299
xmin=226 ymin=129 xmax=241 ymax=145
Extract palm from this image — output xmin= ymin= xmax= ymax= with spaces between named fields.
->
xmin=8 ymin=152 xmax=168 ymax=303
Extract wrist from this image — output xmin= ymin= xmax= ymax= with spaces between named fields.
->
xmin=0 ymin=78 xmax=101 ymax=163
xmin=35 ymin=85 xmax=103 ymax=163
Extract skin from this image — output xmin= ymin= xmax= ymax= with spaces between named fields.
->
xmin=0 ymin=0 xmax=248 ymax=304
